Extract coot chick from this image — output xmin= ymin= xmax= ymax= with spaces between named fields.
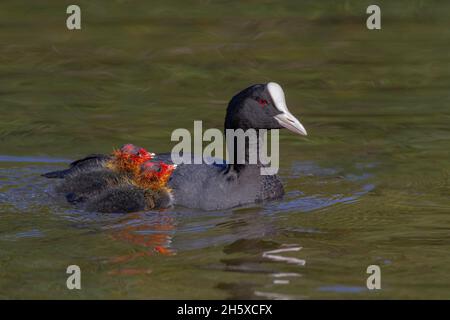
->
xmin=49 ymin=144 xmax=175 ymax=213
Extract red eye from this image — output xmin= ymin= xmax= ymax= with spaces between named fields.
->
xmin=256 ymin=98 xmax=268 ymax=107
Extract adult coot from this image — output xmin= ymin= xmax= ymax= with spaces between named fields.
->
xmin=43 ymin=82 xmax=307 ymax=211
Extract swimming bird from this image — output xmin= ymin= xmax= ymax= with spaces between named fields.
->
xmin=48 ymin=144 xmax=175 ymax=213
xmin=43 ymin=82 xmax=307 ymax=212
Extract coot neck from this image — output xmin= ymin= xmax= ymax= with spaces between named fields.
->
xmin=225 ymin=128 xmax=266 ymax=173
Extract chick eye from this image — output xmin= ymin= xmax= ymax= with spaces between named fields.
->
xmin=256 ymin=97 xmax=268 ymax=107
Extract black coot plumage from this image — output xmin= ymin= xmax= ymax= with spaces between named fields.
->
xmin=43 ymin=82 xmax=307 ymax=211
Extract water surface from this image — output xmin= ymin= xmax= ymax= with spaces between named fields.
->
xmin=0 ymin=0 xmax=449 ymax=299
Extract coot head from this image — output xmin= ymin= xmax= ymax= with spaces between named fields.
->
xmin=224 ymin=82 xmax=307 ymax=135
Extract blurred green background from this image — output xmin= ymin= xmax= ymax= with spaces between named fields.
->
xmin=0 ymin=0 xmax=449 ymax=299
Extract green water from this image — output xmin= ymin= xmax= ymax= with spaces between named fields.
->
xmin=0 ymin=0 xmax=449 ymax=299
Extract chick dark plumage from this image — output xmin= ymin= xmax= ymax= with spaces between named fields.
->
xmin=85 ymin=184 xmax=173 ymax=213
xmin=46 ymin=144 xmax=175 ymax=213
xmin=57 ymin=168 xmax=123 ymax=203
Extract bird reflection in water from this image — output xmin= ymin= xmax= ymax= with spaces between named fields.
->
xmin=106 ymin=211 xmax=176 ymax=275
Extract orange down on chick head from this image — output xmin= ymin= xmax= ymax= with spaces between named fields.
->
xmin=137 ymin=161 xmax=176 ymax=190
xmin=108 ymin=144 xmax=154 ymax=175
xmin=107 ymin=144 xmax=175 ymax=191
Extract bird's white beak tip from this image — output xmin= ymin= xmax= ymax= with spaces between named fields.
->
xmin=274 ymin=112 xmax=308 ymax=137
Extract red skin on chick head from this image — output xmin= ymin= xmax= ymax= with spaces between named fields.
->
xmin=109 ymin=144 xmax=175 ymax=190
xmin=139 ymin=161 xmax=176 ymax=189
xmin=111 ymin=144 xmax=154 ymax=174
